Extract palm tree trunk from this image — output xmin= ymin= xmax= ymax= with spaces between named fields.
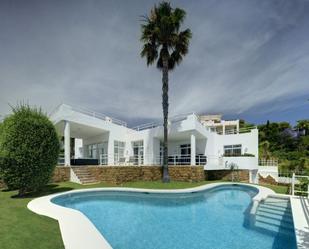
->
xmin=162 ymin=57 xmax=170 ymax=183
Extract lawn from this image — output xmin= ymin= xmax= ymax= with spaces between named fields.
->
xmin=0 ymin=180 xmax=289 ymax=249
xmin=259 ymin=183 xmax=289 ymax=194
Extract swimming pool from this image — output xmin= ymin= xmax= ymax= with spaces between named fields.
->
xmin=52 ymin=185 xmax=297 ymax=249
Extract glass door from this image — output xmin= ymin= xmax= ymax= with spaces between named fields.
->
xmin=132 ymin=141 xmax=144 ymax=165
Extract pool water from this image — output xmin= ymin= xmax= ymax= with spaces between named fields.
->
xmin=52 ymin=185 xmax=297 ymax=249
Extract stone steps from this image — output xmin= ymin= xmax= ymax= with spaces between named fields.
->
xmin=252 ymin=196 xmax=295 ymax=237
xmin=71 ymin=167 xmax=99 ymax=185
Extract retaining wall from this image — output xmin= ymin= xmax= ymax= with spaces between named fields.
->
xmin=52 ymin=166 xmax=70 ymax=182
xmin=86 ymin=165 xmax=205 ymax=185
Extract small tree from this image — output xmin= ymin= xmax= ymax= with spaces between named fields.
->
xmin=0 ymin=104 xmax=59 ymax=196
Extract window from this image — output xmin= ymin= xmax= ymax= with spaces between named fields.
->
xmin=114 ymin=140 xmax=125 ymax=162
xmin=180 ymin=144 xmax=191 ymax=156
xmin=224 ymin=144 xmax=242 ymax=156
xmin=87 ymin=142 xmax=107 ymax=160
xmin=87 ymin=144 xmax=97 ymax=159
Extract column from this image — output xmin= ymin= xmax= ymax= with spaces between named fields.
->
xmin=64 ymin=120 xmax=71 ymax=166
xmin=190 ymin=134 xmax=196 ymax=166
xmin=107 ymin=137 xmax=114 ymax=165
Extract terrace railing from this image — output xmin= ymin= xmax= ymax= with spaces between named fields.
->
xmin=216 ymin=126 xmax=257 ymax=135
xmin=50 ymin=104 xmax=127 ymax=127
xmin=99 ymin=153 xmax=206 ymax=166
xmin=259 ymin=159 xmax=278 ymax=166
xmin=132 ymin=112 xmax=196 ymax=131
xmin=292 ymin=173 xmax=309 ymax=197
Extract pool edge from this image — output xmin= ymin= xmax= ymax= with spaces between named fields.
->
xmin=27 ymin=182 xmax=275 ymax=249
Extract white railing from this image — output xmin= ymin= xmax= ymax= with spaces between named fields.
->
xmin=164 ymin=154 xmax=206 ymax=166
xmin=99 ymin=154 xmax=145 ymax=166
xmin=99 ymin=153 xmax=206 ymax=166
xmin=132 ymin=122 xmax=161 ymax=131
xmin=259 ymin=159 xmax=278 ymax=166
xmin=292 ymin=173 xmax=309 ymax=197
xmin=216 ymin=126 xmax=257 ymax=135
xmin=132 ymin=112 xmax=195 ymax=131
xmin=50 ymin=104 xmax=127 ymax=127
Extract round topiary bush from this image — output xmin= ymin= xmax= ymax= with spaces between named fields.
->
xmin=0 ymin=105 xmax=60 ymax=196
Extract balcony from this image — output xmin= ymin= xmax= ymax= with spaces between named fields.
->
xmin=98 ymin=154 xmax=206 ymax=166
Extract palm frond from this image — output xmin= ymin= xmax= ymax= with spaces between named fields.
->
xmin=141 ymin=43 xmax=158 ymax=66
xmin=140 ymin=1 xmax=192 ymax=71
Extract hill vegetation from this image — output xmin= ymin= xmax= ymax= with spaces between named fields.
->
xmin=255 ymin=119 xmax=308 ymax=174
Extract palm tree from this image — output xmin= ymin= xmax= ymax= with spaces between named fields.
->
xmin=140 ymin=2 xmax=192 ymax=182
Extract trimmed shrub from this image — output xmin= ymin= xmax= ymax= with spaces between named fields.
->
xmin=0 ymin=105 xmax=59 ymax=195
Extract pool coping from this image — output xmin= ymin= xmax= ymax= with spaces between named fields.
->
xmin=290 ymin=195 xmax=309 ymax=249
xmin=27 ymin=182 xmax=275 ymax=249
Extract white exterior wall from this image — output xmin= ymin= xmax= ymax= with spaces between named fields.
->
xmin=51 ymin=104 xmax=258 ymax=170
xmin=214 ymin=129 xmax=259 ymax=157
xmin=203 ymin=129 xmax=258 ymax=170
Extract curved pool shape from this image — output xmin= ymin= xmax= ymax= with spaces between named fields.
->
xmin=52 ymin=185 xmax=296 ymax=249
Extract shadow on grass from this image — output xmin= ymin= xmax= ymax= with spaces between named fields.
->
xmin=4 ymin=184 xmax=74 ymax=199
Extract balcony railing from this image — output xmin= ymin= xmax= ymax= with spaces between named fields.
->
xmin=50 ymin=104 xmax=127 ymax=127
xmin=99 ymin=153 xmax=206 ymax=166
xmin=259 ymin=159 xmax=278 ymax=166
xmin=216 ymin=126 xmax=257 ymax=135
xmin=132 ymin=112 xmax=196 ymax=131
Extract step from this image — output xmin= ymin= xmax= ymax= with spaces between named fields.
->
xmin=259 ymin=203 xmax=291 ymax=212
xmin=77 ymin=175 xmax=96 ymax=179
xmin=256 ymin=211 xmax=293 ymax=224
xmin=74 ymin=173 xmax=93 ymax=177
xmin=256 ymin=209 xmax=293 ymax=221
xmin=81 ymin=180 xmax=100 ymax=185
xmin=257 ymin=206 xmax=293 ymax=217
xmin=72 ymin=169 xmax=92 ymax=173
xmin=262 ymin=202 xmax=291 ymax=209
xmin=263 ymin=198 xmax=291 ymax=207
xmin=71 ymin=167 xmax=98 ymax=185
xmin=255 ymin=216 xmax=294 ymax=228
xmin=254 ymin=220 xmax=295 ymax=236
xmin=79 ymin=177 xmax=97 ymax=181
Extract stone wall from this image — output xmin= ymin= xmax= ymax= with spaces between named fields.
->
xmin=52 ymin=166 xmax=70 ymax=182
xmin=258 ymin=174 xmax=277 ymax=185
xmin=0 ymin=166 xmax=70 ymax=188
xmin=86 ymin=166 xmax=205 ymax=185
xmin=169 ymin=166 xmax=205 ymax=182
xmin=206 ymin=170 xmax=249 ymax=182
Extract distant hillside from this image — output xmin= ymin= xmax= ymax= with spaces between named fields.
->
xmin=255 ymin=119 xmax=308 ymax=173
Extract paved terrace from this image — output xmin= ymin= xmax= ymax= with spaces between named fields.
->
xmin=290 ymin=196 xmax=309 ymax=249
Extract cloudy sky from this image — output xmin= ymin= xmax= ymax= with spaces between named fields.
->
xmin=0 ymin=0 xmax=308 ymax=126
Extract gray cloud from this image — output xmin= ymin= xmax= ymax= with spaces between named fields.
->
xmin=0 ymin=0 xmax=308 ymax=125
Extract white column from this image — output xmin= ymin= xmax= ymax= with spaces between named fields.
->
xmin=292 ymin=173 xmax=295 ymax=196
xmin=64 ymin=120 xmax=71 ymax=166
xmin=190 ymin=134 xmax=196 ymax=166
xmin=107 ymin=137 xmax=114 ymax=165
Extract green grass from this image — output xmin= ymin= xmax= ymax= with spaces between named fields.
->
xmin=259 ymin=184 xmax=290 ymax=194
xmin=0 ymin=180 xmax=289 ymax=249
xmin=0 ymin=187 xmax=64 ymax=249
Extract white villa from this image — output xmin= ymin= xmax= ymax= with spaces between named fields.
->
xmin=51 ymin=104 xmax=259 ymax=183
